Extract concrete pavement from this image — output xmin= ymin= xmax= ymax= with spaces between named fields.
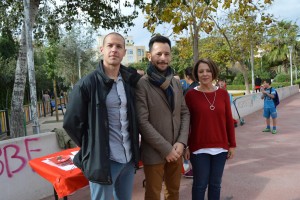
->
xmin=26 ymin=112 xmax=64 ymax=136
xmin=38 ymin=92 xmax=300 ymax=200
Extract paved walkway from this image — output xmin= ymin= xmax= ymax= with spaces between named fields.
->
xmin=26 ymin=112 xmax=64 ymax=136
xmin=38 ymin=92 xmax=300 ymax=200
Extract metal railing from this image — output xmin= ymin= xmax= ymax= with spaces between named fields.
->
xmin=0 ymin=109 xmax=10 ymax=137
xmin=0 ymin=97 xmax=68 ymax=138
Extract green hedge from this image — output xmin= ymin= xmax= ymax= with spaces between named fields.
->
xmin=227 ymin=82 xmax=291 ymax=90
xmin=294 ymin=79 xmax=300 ymax=85
xmin=271 ymin=82 xmax=291 ymax=88
xmin=227 ymin=85 xmax=246 ymax=90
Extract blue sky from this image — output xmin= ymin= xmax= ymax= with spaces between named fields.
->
xmin=100 ymin=0 xmax=300 ymax=49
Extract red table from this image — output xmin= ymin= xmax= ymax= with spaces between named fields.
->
xmin=28 ymin=148 xmax=89 ymax=199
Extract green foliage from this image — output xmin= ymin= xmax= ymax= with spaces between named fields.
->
xmin=34 ymin=54 xmax=54 ymax=100
xmin=294 ymin=79 xmax=300 ymax=85
xmin=0 ymin=57 xmax=16 ymax=109
xmin=221 ymin=81 xmax=290 ymax=90
xmin=0 ymin=1 xmax=23 ymax=35
xmin=171 ymin=45 xmax=193 ymax=76
xmin=200 ymin=36 xmax=230 ymax=61
xmin=254 ymin=70 xmax=272 ymax=81
xmin=56 ymin=26 xmax=98 ymax=87
xmin=129 ymin=61 xmax=148 ymax=71
xmin=227 ymin=85 xmax=246 ymax=90
xmin=57 ymin=0 xmax=142 ymax=31
xmin=0 ymin=32 xmax=18 ymax=107
xmin=1 ymin=0 xmax=146 ymax=46
xmin=232 ymin=73 xmax=246 ymax=85
xmin=270 ymin=82 xmax=290 ymax=88
xmin=265 ymin=20 xmax=299 ymax=72
xmin=43 ymin=43 xmax=60 ymax=79
xmin=144 ymin=0 xmax=221 ymax=35
xmin=0 ymin=29 xmax=19 ymax=60
xmin=273 ymin=73 xmax=290 ymax=82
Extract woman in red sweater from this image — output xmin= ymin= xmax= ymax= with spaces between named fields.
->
xmin=184 ymin=58 xmax=236 ymax=200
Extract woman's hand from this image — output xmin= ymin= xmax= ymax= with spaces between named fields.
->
xmin=184 ymin=148 xmax=190 ymax=160
xmin=227 ymin=148 xmax=235 ymax=159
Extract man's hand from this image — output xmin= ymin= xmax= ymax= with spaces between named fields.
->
xmin=166 ymin=146 xmax=183 ymax=162
xmin=165 ymin=142 xmax=185 ymax=162
xmin=173 ymin=142 xmax=185 ymax=155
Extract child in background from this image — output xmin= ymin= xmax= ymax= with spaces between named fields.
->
xmin=261 ymin=79 xmax=278 ymax=134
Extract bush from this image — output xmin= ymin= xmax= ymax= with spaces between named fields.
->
xmin=232 ymin=73 xmax=246 ymax=85
xmin=294 ymin=79 xmax=300 ymax=85
xmin=226 ymin=82 xmax=290 ymax=90
xmin=274 ymin=73 xmax=290 ymax=82
xmin=227 ymin=85 xmax=246 ymax=90
xmin=271 ymin=82 xmax=290 ymax=88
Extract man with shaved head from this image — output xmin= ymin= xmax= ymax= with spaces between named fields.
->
xmin=64 ymin=32 xmax=141 ymax=200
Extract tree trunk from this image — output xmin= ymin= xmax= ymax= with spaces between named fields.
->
xmin=235 ymin=61 xmax=250 ymax=95
xmin=192 ymin=26 xmax=199 ymax=65
xmin=242 ymin=65 xmax=250 ymax=95
xmin=10 ymin=0 xmax=40 ymax=138
xmin=192 ymin=4 xmax=209 ymax=65
xmin=10 ymin=23 xmax=27 ymax=138
xmin=24 ymin=0 xmax=40 ymax=134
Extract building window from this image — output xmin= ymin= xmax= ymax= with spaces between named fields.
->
xmin=127 ymin=49 xmax=133 ymax=55
xmin=137 ymin=49 xmax=144 ymax=56
xmin=128 ymin=56 xmax=134 ymax=62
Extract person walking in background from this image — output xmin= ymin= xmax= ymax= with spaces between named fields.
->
xmin=42 ymin=90 xmax=50 ymax=102
xmin=42 ymin=90 xmax=51 ymax=115
xmin=184 ymin=58 xmax=236 ymax=200
xmin=255 ymin=75 xmax=262 ymax=93
xmin=261 ymin=79 xmax=278 ymax=134
xmin=63 ymin=32 xmax=141 ymax=200
xmin=136 ymin=35 xmax=190 ymax=200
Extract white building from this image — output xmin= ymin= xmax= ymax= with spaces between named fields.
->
xmin=97 ymin=35 xmax=146 ymax=66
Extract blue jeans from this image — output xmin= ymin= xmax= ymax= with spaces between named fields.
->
xmin=89 ymin=160 xmax=135 ymax=200
xmin=190 ymin=152 xmax=228 ymax=200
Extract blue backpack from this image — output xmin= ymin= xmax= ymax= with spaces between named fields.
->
xmin=270 ymin=87 xmax=280 ymax=107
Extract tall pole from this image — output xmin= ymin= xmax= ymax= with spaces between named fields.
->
xmin=260 ymin=56 xmax=262 ymax=72
xmin=296 ymin=65 xmax=298 ymax=81
xmin=288 ymin=46 xmax=293 ymax=86
xmin=250 ymin=43 xmax=255 ymax=93
xmin=77 ymin=49 xmax=81 ymax=79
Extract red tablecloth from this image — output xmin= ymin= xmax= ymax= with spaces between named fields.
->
xmin=28 ymin=148 xmax=88 ymax=198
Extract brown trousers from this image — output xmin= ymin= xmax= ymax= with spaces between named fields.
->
xmin=143 ymin=159 xmax=183 ymax=200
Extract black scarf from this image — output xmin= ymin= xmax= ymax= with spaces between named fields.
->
xmin=147 ymin=63 xmax=175 ymax=111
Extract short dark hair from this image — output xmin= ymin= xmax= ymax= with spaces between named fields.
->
xmin=184 ymin=67 xmax=193 ymax=76
xmin=264 ymin=78 xmax=272 ymax=85
xmin=193 ymin=58 xmax=219 ymax=82
xmin=217 ymin=75 xmax=226 ymax=82
xmin=103 ymin=32 xmax=125 ymax=46
xmin=149 ymin=35 xmax=171 ymax=51
xmin=185 ymin=67 xmax=195 ymax=81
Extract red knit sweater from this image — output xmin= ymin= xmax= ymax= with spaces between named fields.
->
xmin=185 ymin=88 xmax=236 ymax=152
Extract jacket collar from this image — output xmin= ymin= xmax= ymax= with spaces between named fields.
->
xmin=96 ymin=60 xmax=141 ymax=86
